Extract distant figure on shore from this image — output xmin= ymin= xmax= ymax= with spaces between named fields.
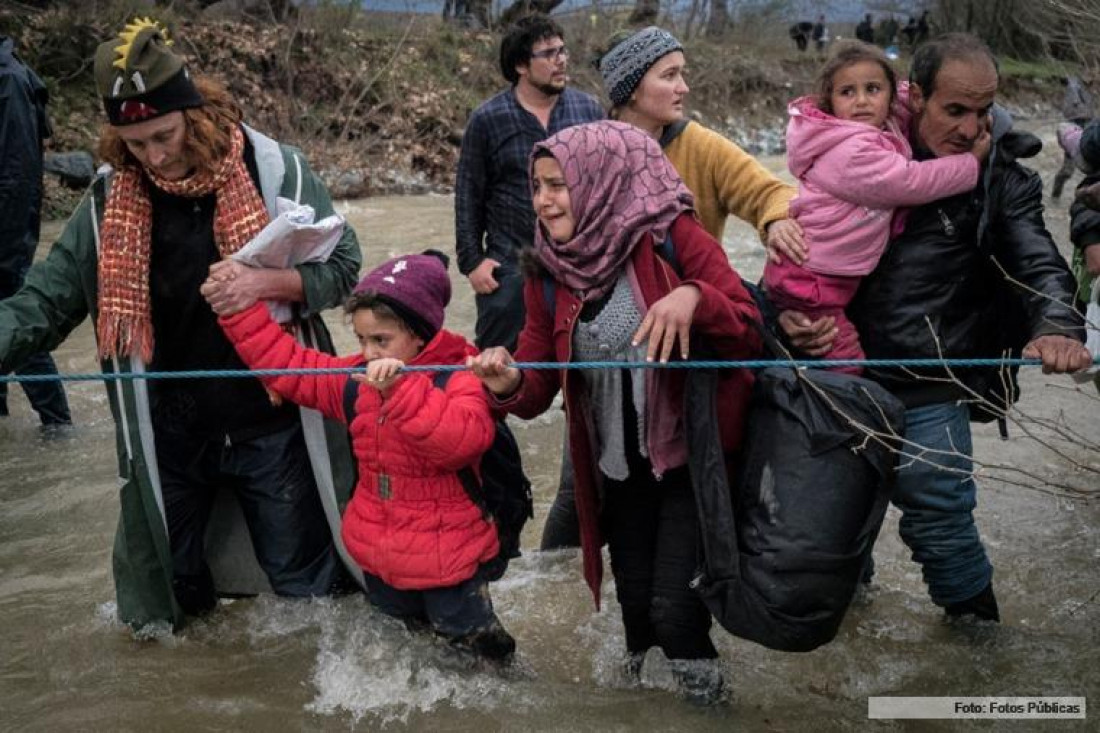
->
xmin=812 ymin=15 xmax=828 ymax=52
xmin=1053 ymin=76 xmax=1096 ymax=200
xmin=789 ymin=21 xmax=813 ymax=52
xmin=877 ymin=15 xmax=899 ymax=47
xmin=0 ymin=36 xmax=71 ymax=427
xmin=855 ymin=14 xmax=875 ymax=44
xmin=901 ymin=16 xmax=919 ymax=46
xmin=916 ymin=11 xmax=931 ymax=44
xmin=441 ymin=0 xmax=467 ymax=22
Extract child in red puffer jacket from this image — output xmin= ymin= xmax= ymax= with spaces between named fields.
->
xmin=211 ymin=250 xmax=515 ymax=660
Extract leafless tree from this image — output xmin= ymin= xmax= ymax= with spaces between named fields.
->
xmin=706 ymin=0 xmax=731 ymax=37
xmin=932 ymin=0 xmax=1100 ymax=64
xmin=630 ymin=0 xmax=661 ymax=26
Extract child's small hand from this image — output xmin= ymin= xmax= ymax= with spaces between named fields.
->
xmin=354 ymin=357 xmax=405 ymax=393
xmin=467 ymin=348 xmax=521 ymax=397
xmin=970 ymin=128 xmax=992 ymax=162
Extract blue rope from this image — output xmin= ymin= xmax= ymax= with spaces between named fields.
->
xmin=3 ymin=357 xmax=1098 ymax=383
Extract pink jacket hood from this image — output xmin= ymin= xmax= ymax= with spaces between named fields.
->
xmin=786 ymin=83 xmax=914 ymax=178
xmin=781 ymin=82 xmax=979 ymax=277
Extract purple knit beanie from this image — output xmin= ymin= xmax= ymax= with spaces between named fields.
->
xmin=353 ymin=250 xmax=451 ymax=340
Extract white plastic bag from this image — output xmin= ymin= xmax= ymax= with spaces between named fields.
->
xmin=231 ymin=197 xmax=345 ymax=322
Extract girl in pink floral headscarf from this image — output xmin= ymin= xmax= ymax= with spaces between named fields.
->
xmin=470 ymin=121 xmax=762 ymax=703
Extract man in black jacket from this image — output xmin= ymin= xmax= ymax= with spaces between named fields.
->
xmin=780 ymin=34 xmax=1089 ymax=623
xmin=0 ymin=37 xmax=71 ymax=426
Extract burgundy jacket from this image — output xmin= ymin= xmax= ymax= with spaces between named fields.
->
xmin=496 ymin=213 xmax=762 ymax=605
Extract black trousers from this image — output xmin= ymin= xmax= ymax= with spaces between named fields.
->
xmin=540 ymin=429 xmax=580 ymax=550
xmin=473 ymin=260 xmax=525 ymax=352
xmin=157 ymin=421 xmax=341 ymax=612
xmin=602 ymin=461 xmax=717 ymax=661
xmin=363 ymin=568 xmax=499 ymax=638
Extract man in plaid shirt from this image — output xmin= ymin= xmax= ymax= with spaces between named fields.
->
xmin=455 ymin=15 xmax=603 ymax=351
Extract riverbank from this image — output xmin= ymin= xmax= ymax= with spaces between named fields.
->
xmin=5 ymin=3 xmax=1078 ymax=219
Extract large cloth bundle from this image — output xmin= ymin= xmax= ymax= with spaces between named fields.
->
xmin=686 ymin=366 xmax=906 ymax=652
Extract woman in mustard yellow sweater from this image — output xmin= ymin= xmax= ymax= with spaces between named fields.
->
xmin=596 ymin=26 xmax=806 ymax=264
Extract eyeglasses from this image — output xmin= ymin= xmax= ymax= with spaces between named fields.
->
xmin=530 ymin=45 xmax=569 ymax=62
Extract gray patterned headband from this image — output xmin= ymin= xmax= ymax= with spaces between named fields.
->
xmin=598 ymin=26 xmax=683 ymax=106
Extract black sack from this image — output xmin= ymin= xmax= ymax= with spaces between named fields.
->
xmin=686 ymin=366 xmax=905 ymax=652
xmin=342 ymin=373 xmax=533 ymax=581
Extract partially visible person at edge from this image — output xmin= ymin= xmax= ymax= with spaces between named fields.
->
xmin=780 ymin=33 xmax=1089 ymax=624
xmin=1067 ymin=119 xmax=1100 ymax=392
xmin=526 ymin=25 xmax=802 ymax=549
xmin=454 ymin=14 xmax=603 ymax=354
xmin=0 ymin=35 xmax=71 ymax=427
xmin=765 ymin=40 xmax=989 ymax=375
xmin=1052 ymin=75 xmax=1095 ymax=200
xmin=454 ymin=15 xmax=602 ymax=553
xmin=469 ymin=121 xmax=762 ymax=703
xmin=0 ymin=20 xmax=362 ymax=630
xmin=210 ymin=252 xmax=516 ymax=661
xmin=1070 ymin=120 xmax=1100 ymax=210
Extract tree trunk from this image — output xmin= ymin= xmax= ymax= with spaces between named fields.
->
xmin=706 ymin=0 xmax=731 ymax=37
xmin=499 ymin=0 xmax=565 ymax=28
xmin=629 ymin=0 xmax=660 ymax=26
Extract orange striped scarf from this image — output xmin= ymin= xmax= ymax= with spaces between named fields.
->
xmin=97 ymin=126 xmax=269 ymax=361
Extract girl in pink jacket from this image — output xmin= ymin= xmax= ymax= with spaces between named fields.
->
xmin=763 ymin=41 xmax=990 ymax=371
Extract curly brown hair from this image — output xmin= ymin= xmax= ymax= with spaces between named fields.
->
xmin=815 ymin=40 xmax=898 ymax=116
xmin=97 ymin=76 xmax=243 ymax=174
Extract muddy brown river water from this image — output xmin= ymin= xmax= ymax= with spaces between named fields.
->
xmin=1 ymin=140 xmax=1096 ymax=731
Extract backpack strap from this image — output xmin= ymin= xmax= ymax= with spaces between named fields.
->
xmin=342 ymin=376 xmax=358 ymax=424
